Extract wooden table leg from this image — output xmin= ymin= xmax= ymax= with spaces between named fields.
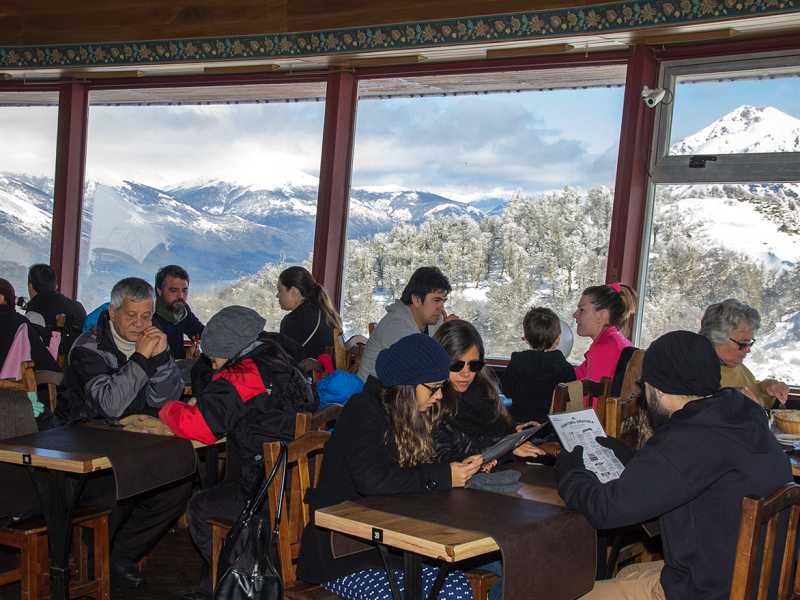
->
xmin=28 ymin=468 xmax=87 ymax=600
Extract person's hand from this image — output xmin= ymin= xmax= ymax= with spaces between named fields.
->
xmin=515 ymin=420 xmax=540 ymax=432
xmin=762 ymin=379 xmax=790 ymax=405
xmin=135 ymin=329 xmax=160 ymax=358
xmin=596 ymin=436 xmax=635 ymax=465
xmin=186 ymin=397 xmax=197 ymax=407
xmin=513 ymin=441 xmax=546 ymax=458
xmin=444 ymin=312 xmax=460 ymax=322
xmin=142 ymin=326 xmax=168 ymax=356
xmin=450 ymin=454 xmax=484 ymax=487
xmin=480 ymin=458 xmax=498 ymax=473
xmin=555 ymin=445 xmax=584 ymax=480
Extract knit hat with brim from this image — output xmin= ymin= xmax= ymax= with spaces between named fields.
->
xmin=375 ymin=333 xmax=450 ymax=388
xmin=643 ymin=330 xmax=720 ymax=397
xmin=201 ymin=305 xmax=266 ymax=359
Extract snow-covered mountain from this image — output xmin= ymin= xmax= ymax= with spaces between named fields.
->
xmin=0 ymin=170 xmax=484 ymax=303
xmin=665 ymin=106 xmax=800 ymax=265
xmin=671 ymin=105 xmax=800 ymax=155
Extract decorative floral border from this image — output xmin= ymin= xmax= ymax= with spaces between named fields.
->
xmin=1 ymin=0 xmax=798 ymax=69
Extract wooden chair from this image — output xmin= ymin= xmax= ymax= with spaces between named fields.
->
xmin=294 ymin=404 xmax=344 ymax=439
xmin=0 ymin=361 xmax=38 ymax=395
xmin=0 ymin=507 xmax=110 ymax=600
xmin=331 ymin=328 xmax=348 ymax=372
xmin=604 ymin=349 xmax=646 ymax=449
xmin=551 ymin=378 xmax=612 ymax=422
xmin=210 ymin=431 xmax=338 ymax=600
xmin=53 ymin=314 xmax=67 ymax=369
xmin=730 ymin=483 xmax=800 ymax=600
xmin=34 ymin=370 xmax=62 ymax=413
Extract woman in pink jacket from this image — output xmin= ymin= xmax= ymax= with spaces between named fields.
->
xmin=573 ymin=282 xmax=638 ymax=407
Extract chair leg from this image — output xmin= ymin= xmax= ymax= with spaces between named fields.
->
xmin=20 ymin=533 xmax=39 ymax=600
xmin=211 ymin=524 xmax=229 ymax=592
xmin=93 ymin=517 xmax=110 ymax=600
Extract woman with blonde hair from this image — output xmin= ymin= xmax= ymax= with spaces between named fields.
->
xmin=277 ymin=266 xmax=342 ymax=360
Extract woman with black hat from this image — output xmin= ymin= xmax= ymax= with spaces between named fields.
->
xmin=297 ymin=333 xmax=482 ymax=597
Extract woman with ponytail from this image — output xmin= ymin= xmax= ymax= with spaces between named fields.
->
xmin=277 ymin=266 xmax=343 ymax=360
xmin=572 ymin=282 xmax=638 ymax=404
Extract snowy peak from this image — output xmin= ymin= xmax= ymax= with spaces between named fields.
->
xmin=671 ymin=105 xmax=800 ymax=155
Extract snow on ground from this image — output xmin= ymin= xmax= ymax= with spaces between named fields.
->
xmin=453 ymin=286 xmax=489 ymax=302
xmin=668 ymin=196 xmax=800 ymax=264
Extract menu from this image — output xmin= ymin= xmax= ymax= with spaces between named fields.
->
xmin=549 ymin=409 xmax=624 ymax=483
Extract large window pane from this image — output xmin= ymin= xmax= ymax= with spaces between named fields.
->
xmin=341 ymin=78 xmax=625 ymax=359
xmin=669 ymin=72 xmax=800 ymax=156
xmin=640 ymin=182 xmax=800 ymax=384
xmin=0 ymin=94 xmax=59 ymax=299
xmin=78 ymin=85 xmax=325 ymax=326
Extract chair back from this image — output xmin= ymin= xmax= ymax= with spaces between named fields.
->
xmin=552 ymin=378 xmax=612 ymax=423
xmin=0 ymin=361 xmax=38 ymax=439
xmin=54 ymin=313 xmax=67 ymax=367
xmin=294 ymin=404 xmax=343 ymax=438
xmin=605 ymin=349 xmax=646 ymax=448
xmin=331 ymin=328 xmax=348 ymax=371
xmin=730 ymin=483 xmax=800 ymax=600
xmin=263 ymin=431 xmax=330 ymax=586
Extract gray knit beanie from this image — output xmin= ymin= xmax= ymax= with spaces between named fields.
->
xmin=201 ymin=306 xmax=266 ymax=359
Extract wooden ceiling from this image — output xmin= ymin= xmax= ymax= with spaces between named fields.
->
xmin=2 ymin=0 xmax=648 ymax=46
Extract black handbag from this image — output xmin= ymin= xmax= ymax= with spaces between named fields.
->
xmin=214 ymin=442 xmax=288 ymax=600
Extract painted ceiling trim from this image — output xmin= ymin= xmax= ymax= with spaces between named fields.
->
xmin=1 ymin=0 xmax=798 ymax=69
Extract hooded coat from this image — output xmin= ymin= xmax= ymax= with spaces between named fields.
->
xmin=558 ymin=388 xmax=792 ymax=599
xmin=357 ymin=300 xmax=441 ymax=381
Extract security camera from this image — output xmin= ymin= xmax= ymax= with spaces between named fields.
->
xmin=641 ymin=86 xmax=667 ymax=108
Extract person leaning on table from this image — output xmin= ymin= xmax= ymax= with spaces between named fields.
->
xmin=57 ymin=277 xmax=191 ymax=589
xmin=700 ymin=298 xmax=790 ymax=407
xmin=556 ymin=331 xmax=791 ymax=600
xmin=297 ymin=333 xmax=485 ymax=596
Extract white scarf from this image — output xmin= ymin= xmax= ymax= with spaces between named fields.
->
xmin=110 ymin=322 xmax=137 ymax=359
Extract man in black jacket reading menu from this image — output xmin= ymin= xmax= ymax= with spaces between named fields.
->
xmin=556 ymin=330 xmax=791 ymax=600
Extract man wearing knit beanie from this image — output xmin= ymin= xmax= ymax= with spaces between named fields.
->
xmin=557 ymin=331 xmax=791 ymax=600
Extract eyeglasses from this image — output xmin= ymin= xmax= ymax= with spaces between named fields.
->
xmin=449 ymin=360 xmax=485 ymax=373
xmin=420 ymin=382 xmax=445 ymax=394
xmin=729 ymin=338 xmax=756 ymax=351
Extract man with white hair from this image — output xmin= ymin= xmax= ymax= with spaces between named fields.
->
xmin=58 ymin=277 xmax=189 ymax=589
xmin=60 ymin=277 xmax=183 ymax=422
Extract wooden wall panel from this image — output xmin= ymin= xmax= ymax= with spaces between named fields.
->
xmin=5 ymin=0 xmax=602 ymax=46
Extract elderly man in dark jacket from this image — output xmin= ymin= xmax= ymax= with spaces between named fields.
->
xmin=58 ymin=277 xmax=191 ymax=589
xmin=557 ymin=331 xmax=792 ymax=600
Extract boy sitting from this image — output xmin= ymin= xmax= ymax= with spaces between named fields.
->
xmin=501 ymin=307 xmax=576 ymax=424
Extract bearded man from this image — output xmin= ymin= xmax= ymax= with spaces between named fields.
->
xmin=556 ymin=330 xmax=791 ymax=600
xmin=152 ymin=265 xmax=204 ymax=359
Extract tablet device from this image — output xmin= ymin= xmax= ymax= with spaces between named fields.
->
xmin=480 ymin=422 xmax=544 ymax=462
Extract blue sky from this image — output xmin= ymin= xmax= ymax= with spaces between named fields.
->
xmin=1 ymin=76 xmax=797 ymax=202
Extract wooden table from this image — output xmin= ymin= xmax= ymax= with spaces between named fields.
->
xmin=315 ymin=464 xmax=587 ymax=600
xmin=0 ymin=425 xmax=209 ymax=600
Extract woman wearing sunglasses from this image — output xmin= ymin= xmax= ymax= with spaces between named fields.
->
xmin=297 ymin=333 xmax=483 ymax=596
xmin=433 ymin=319 xmax=545 ymax=463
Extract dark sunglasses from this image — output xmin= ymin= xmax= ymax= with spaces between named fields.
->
xmin=420 ymin=382 xmax=445 ymax=394
xmin=729 ymin=337 xmax=755 ymax=351
xmin=449 ymin=360 xmax=485 ymax=373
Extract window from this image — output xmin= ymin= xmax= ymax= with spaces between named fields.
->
xmin=341 ymin=67 xmax=626 ymax=359
xmin=639 ymin=52 xmax=800 ymax=384
xmin=77 ymin=84 xmax=326 ymax=325
xmin=0 ymin=92 xmax=59 ymax=300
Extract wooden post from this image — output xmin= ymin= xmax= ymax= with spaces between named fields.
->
xmin=50 ymin=82 xmax=89 ymax=300
xmin=312 ymin=70 xmax=358 ymax=308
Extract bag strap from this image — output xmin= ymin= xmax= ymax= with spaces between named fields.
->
xmin=300 ymin=309 xmax=321 ymax=348
xmin=272 ymin=441 xmax=289 ymax=535
xmin=246 ymin=441 xmax=288 ymax=520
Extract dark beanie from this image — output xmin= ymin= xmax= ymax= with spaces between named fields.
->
xmin=201 ymin=305 xmax=266 ymax=359
xmin=375 ymin=334 xmax=450 ymax=388
xmin=643 ymin=330 xmax=720 ymax=396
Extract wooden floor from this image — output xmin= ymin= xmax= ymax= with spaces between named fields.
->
xmin=0 ymin=526 xmax=204 ymax=600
